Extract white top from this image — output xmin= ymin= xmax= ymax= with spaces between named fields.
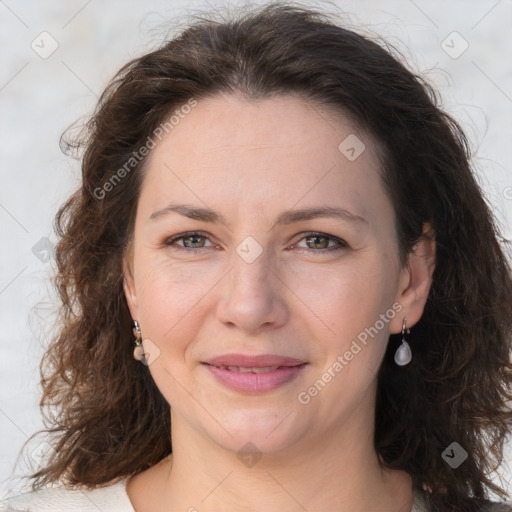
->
xmin=0 ymin=480 xmax=135 ymax=512
xmin=1 ymin=480 xmax=511 ymax=511
xmin=0 ymin=479 xmax=430 ymax=511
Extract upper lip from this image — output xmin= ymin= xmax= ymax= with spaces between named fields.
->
xmin=204 ymin=354 xmax=306 ymax=368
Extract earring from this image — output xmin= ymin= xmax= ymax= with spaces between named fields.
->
xmin=394 ymin=318 xmax=412 ymax=366
xmin=132 ymin=320 xmax=145 ymax=361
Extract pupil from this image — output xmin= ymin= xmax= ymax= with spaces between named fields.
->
xmin=186 ymin=236 xmax=203 ymax=248
xmin=308 ymin=236 xmax=327 ymax=249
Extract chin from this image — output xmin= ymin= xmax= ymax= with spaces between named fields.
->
xmin=207 ymin=410 xmax=307 ymax=456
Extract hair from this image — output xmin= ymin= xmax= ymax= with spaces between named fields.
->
xmin=28 ymin=2 xmax=512 ymax=511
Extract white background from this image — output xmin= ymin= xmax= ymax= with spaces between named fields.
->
xmin=1 ymin=0 xmax=511 ymax=501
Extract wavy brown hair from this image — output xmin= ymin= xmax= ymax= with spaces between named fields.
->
xmin=28 ymin=2 xmax=512 ymax=510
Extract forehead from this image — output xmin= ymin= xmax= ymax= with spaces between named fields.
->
xmin=155 ymin=92 xmax=373 ymax=158
xmin=137 ymin=93 xmax=389 ymax=225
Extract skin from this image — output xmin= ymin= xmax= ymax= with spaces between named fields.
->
xmin=123 ymin=93 xmax=436 ymax=512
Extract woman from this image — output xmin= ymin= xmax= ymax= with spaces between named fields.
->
xmin=2 ymin=2 xmax=512 ymax=511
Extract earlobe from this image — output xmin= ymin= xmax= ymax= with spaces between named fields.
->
xmin=390 ymin=223 xmax=436 ymax=334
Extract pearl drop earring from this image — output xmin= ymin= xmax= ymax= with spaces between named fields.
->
xmin=394 ymin=318 xmax=412 ymax=366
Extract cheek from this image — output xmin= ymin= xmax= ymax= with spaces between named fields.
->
xmin=134 ymin=262 xmax=216 ymax=404
xmin=133 ymin=257 xmax=217 ymax=352
xmin=290 ymin=262 xmax=397 ymax=429
xmin=290 ymin=256 xmax=394 ymax=346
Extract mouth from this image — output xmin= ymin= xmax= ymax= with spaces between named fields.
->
xmin=201 ymin=362 xmax=308 ymax=393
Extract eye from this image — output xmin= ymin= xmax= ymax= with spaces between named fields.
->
xmin=293 ymin=232 xmax=349 ymax=254
xmin=163 ymin=231 xmax=349 ymax=254
xmin=164 ymin=231 xmax=215 ymax=252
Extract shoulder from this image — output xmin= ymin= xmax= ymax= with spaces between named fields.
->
xmin=0 ymin=479 xmax=135 ymax=512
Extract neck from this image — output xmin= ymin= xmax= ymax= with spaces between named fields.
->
xmin=127 ymin=387 xmax=414 ymax=512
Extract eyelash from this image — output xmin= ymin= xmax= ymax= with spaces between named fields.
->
xmin=163 ymin=231 xmax=349 ymax=255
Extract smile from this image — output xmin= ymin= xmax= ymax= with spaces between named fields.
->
xmin=203 ymin=362 xmax=308 ymax=393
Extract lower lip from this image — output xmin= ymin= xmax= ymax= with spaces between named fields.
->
xmin=203 ymin=363 xmax=307 ymax=393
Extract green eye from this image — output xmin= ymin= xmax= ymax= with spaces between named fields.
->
xmin=294 ymin=232 xmax=349 ymax=254
xmin=164 ymin=231 xmax=349 ymax=254
xmin=164 ymin=232 xmax=214 ymax=252
xmin=303 ymin=235 xmax=333 ymax=249
xmin=180 ymin=234 xmax=208 ymax=248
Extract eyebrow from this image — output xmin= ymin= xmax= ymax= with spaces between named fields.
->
xmin=149 ymin=203 xmax=368 ymax=229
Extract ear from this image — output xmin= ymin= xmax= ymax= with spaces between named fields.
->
xmin=389 ymin=223 xmax=436 ymax=334
xmin=122 ymin=254 xmax=139 ymax=320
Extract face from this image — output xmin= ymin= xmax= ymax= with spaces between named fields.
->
xmin=123 ymin=93 xmax=431 ymax=457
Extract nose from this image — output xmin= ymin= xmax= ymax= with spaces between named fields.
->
xmin=215 ymin=249 xmax=289 ymax=334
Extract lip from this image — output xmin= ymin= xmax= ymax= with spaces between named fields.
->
xmin=204 ymin=354 xmax=306 ymax=368
xmin=202 ymin=354 xmax=308 ymax=394
xmin=203 ymin=363 xmax=308 ymax=393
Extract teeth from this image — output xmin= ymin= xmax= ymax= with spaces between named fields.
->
xmin=220 ymin=365 xmax=281 ymax=373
